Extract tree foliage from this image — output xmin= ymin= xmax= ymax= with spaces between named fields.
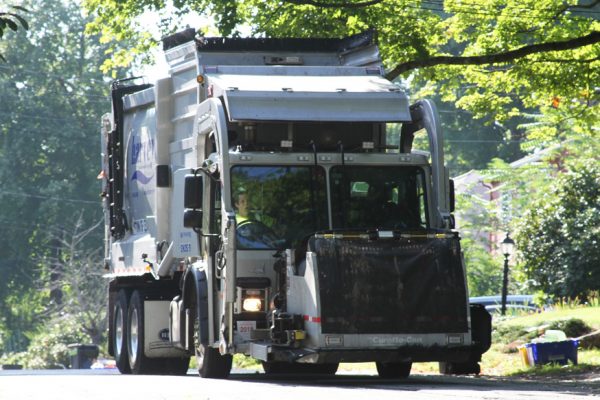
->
xmin=0 ymin=5 xmax=28 ymax=61
xmin=0 ymin=0 xmax=121 ymax=352
xmin=0 ymin=315 xmax=94 ymax=369
xmin=39 ymin=215 xmax=107 ymax=345
xmin=0 ymin=5 xmax=28 ymax=39
xmin=83 ymin=0 xmax=599 ymax=141
xmin=455 ymin=190 xmax=504 ymax=297
xmin=515 ymin=157 xmax=600 ymax=298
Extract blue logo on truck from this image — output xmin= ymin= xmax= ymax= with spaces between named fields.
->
xmin=130 ymin=130 xmax=155 ymax=185
xmin=131 ymin=170 xmax=154 ymax=184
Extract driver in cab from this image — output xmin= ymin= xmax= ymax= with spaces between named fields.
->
xmin=234 ymin=189 xmax=249 ymax=224
xmin=233 ymin=188 xmax=280 ymax=249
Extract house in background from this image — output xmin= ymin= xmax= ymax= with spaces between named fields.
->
xmin=453 ymin=145 xmax=562 ymax=255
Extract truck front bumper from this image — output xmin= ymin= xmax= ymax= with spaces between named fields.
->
xmin=247 ymin=342 xmax=480 ymax=364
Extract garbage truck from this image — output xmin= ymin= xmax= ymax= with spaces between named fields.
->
xmin=100 ymin=28 xmax=491 ymax=378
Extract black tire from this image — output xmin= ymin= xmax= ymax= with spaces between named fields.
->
xmin=127 ymin=290 xmax=162 ymax=374
xmin=113 ymin=289 xmax=131 ymax=374
xmin=439 ymin=361 xmax=481 ymax=375
xmin=190 ymin=283 xmax=232 ymax=378
xmin=196 ymin=344 xmax=232 ymax=378
xmin=438 ymin=304 xmax=489 ymax=376
xmin=376 ymin=361 xmax=412 ymax=379
xmin=262 ymin=362 xmax=339 ymax=375
xmin=163 ymin=357 xmax=191 ymax=375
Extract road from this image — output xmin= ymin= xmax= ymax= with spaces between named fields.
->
xmin=0 ymin=369 xmax=598 ymax=400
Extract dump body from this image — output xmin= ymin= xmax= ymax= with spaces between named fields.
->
xmin=101 ymin=29 xmax=491 ymax=377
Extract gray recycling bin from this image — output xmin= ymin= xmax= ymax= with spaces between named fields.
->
xmin=68 ymin=344 xmax=99 ymax=369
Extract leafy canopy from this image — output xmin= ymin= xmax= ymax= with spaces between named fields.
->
xmin=0 ymin=5 xmax=29 ymax=61
xmin=0 ymin=0 xmax=122 ymax=352
xmin=515 ymin=155 xmax=600 ymax=298
xmin=83 ymin=0 xmax=599 ymax=141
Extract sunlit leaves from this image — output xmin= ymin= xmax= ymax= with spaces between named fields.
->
xmin=515 ymin=157 xmax=600 ymax=298
xmin=0 ymin=5 xmax=29 ymax=61
xmin=82 ymin=0 xmax=598 ymax=142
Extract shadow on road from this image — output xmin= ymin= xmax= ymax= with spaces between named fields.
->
xmin=226 ymin=372 xmax=599 ymax=396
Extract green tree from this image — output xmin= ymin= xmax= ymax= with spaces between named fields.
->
xmin=83 ymin=0 xmax=599 ymax=140
xmin=0 ymin=0 xmax=123 ymax=352
xmin=515 ymin=157 xmax=600 ymax=298
xmin=40 ymin=215 xmax=107 ymax=345
xmin=455 ymin=189 xmax=504 ymax=297
xmin=0 ymin=5 xmax=28 ymax=61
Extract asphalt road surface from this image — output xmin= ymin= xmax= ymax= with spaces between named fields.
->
xmin=1 ymin=368 xmax=598 ymax=400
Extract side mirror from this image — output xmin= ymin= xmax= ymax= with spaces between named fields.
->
xmin=184 ymin=174 xmax=203 ymax=209
xmin=183 ymin=209 xmax=203 ymax=229
xmin=449 ymin=179 xmax=455 ymax=213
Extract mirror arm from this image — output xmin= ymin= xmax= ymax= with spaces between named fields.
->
xmin=193 ymin=166 xmax=219 ymax=182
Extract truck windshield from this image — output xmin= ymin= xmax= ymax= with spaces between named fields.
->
xmin=231 ymin=165 xmax=328 ymax=250
xmin=330 ymin=166 xmax=428 ymax=230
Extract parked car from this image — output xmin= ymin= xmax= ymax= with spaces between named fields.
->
xmin=470 ymin=295 xmax=539 ymax=314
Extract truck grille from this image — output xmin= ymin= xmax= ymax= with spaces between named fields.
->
xmin=309 ymin=234 xmax=468 ymax=334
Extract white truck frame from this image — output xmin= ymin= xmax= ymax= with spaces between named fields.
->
xmin=101 ymin=29 xmax=491 ymax=378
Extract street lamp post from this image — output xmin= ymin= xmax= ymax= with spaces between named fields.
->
xmin=500 ymin=233 xmax=515 ymax=316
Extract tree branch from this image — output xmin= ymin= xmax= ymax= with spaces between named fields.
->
xmin=533 ymin=56 xmax=600 ymax=64
xmin=572 ymin=0 xmax=600 ymax=9
xmin=284 ymin=0 xmax=383 ymax=8
xmin=386 ymin=31 xmax=600 ymax=80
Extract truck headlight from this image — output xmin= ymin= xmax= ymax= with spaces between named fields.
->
xmin=238 ymin=288 xmax=266 ymax=312
xmin=235 ymin=280 xmax=269 ymax=314
xmin=242 ymin=298 xmax=263 ymax=312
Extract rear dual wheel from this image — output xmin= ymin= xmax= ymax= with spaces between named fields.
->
xmin=113 ymin=289 xmax=190 ymax=375
xmin=113 ymin=290 xmax=131 ymax=374
xmin=127 ymin=290 xmax=161 ymax=374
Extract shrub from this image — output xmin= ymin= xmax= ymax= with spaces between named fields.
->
xmin=548 ymin=318 xmax=593 ymax=338
xmin=21 ymin=315 xmax=92 ymax=369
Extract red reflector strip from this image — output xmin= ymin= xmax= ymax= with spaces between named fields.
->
xmin=303 ymin=315 xmax=321 ymax=323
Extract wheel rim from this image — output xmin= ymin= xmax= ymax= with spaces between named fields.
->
xmin=129 ymin=308 xmax=139 ymax=366
xmin=196 ymin=343 xmax=205 ymax=368
xmin=194 ymin=312 xmax=204 ymax=368
xmin=115 ymin=306 xmax=124 ymax=357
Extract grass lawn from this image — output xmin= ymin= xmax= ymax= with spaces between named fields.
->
xmin=480 ymin=305 xmax=600 ymax=377
xmin=498 ymin=307 xmax=600 ymax=330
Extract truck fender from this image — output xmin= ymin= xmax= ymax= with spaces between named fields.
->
xmin=470 ymin=303 xmax=492 ymax=356
xmin=182 ymin=268 xmax=209 ymax=347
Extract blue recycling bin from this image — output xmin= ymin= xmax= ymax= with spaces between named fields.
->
xmin=525 ymin=340 xmax=578 ymax=366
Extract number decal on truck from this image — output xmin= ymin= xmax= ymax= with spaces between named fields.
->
xmin=132 ymin=219 xmax=148 ymax=233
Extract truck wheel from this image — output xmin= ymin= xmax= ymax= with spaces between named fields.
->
xmin=439 ymin=361 xmax=481 ymax=375
xmin=164 ymin=357 xmax=191 ymax=375
xmin=262 ymin=362 xmax=338 ymax=375
xmin=190 ymin=285 xmax=232 ymax=378
xmin=127 ymin=290 xmax=161 ymax=374
xmin=113 ymin=290 xmax=131 ymax=374
xmin=309 ymin=363 xmax=339 ymax=375
xmin=376 ymin=361 xmax=412 ymax=379
xmin=196 ymin=344 xmax=232 ymax=378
